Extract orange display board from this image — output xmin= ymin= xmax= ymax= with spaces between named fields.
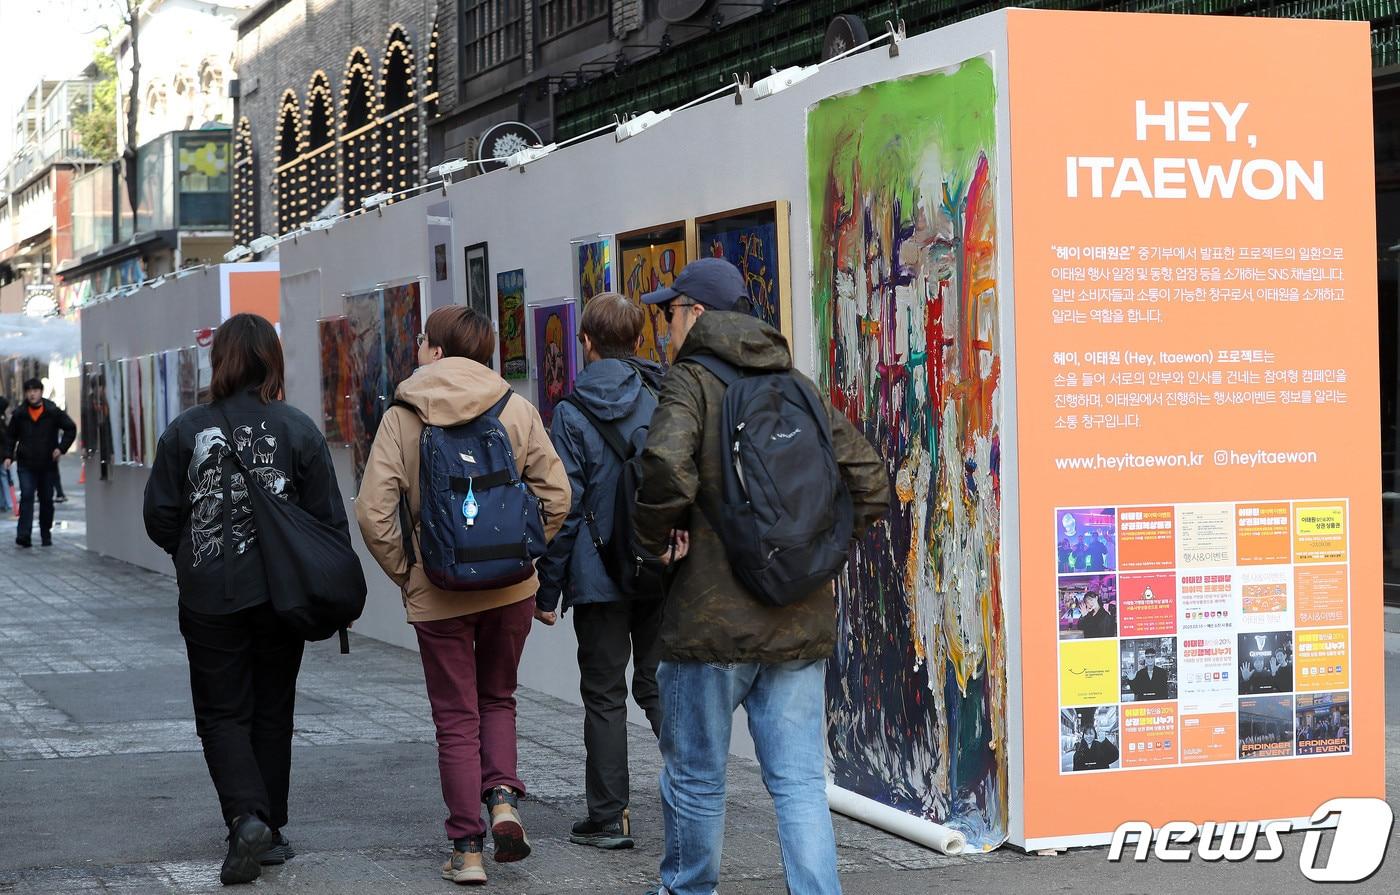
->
xmin=1008 ymin=10 xmax=1380 ymax=848
xmin=220 ymin=264 xmax=281 ymax=326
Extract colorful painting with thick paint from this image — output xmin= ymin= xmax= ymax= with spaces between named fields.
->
xmin=497 ymin=269 xmax=528 ymax=380
xmin=318 ymin=317 xmax=354 ymax=443
xmin=620 ymin=227 xmax=686 ymax=367
xmin=573 ymin=237 xmax=613 ymax=302
xmin=345 ymin=289 xmax=386 ymax=486
xmin=383 ymin=281 xmax=424 ymax=394
xmin=808 ymin=58 xmax=1005 ymax=849
xmin=178 ymin=348 xmax=199 ymax=413
xmin=531 ymin=301 xmax=577 ymax=427
xmin=697 ymin=206 xmax=784 ymax=332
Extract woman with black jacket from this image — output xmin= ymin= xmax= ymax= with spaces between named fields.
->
xmin=143 ymin=314 xmax=350 ymax=886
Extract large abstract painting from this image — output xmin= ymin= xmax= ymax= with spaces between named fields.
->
xmin=383 ymin=281 xmax=424 ymax=394
xmin=620 ymin=224 xmax=687 ymax=367
xmin=345 ymin=289 xmax=386 ymax=486
xmin=497 ymin=269 xmax=528 ymax=380
xmin=572 ymin=235 xmax=614 ymax=303
xmin=695 ymin=202 xmax=790 ymax=338
xmin=531 ymin=301 xmax=577 ymax=428
xmin=808 ymin=58 xmax=1006 ymax=849
xmin=318 ymin=317 xmax=354 ymax=444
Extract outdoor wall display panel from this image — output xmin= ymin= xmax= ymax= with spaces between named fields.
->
xmin=1006 ymin=10 xmax=1382 ymax=849
xmin=318 ymin=317 xmax=354 ymax=444
xmin=619 ymin=223 xmax=688 ymax=368
xmin=692 ymin=201 xmax=793 ymax=342
xmin=808 ymin=54 xmax=1005 ymax=852
xmin=571 ymin=234 xmax=615 ymax=304
xmin=497 ymin=270 xmax=528 ymax=380
xmin=530 ymin=300 xmax=578 ymax=428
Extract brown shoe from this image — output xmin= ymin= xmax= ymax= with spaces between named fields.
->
xmin=441 ymin=836 xmax=487 ymax=885
xmin=486 ymin=787 xmax=531 ymax=862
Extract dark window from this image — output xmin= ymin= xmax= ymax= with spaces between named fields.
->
xmin=537 ymin=0 xmax=608 ymax=42
xmin=460 ymin=0 xmax=524 ymax=76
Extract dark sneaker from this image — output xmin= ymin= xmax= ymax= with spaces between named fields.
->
xmin=441 ymin=835 xmax=487 ymax=885
xmin=259 ymin=832 xmax=295 ymax=865
xmin=220 ymin=815 xmax=273 ymax=885
xmin=40 ymin=538 xmax=52 ymax=547
xmin=53 ymin=495 xmax=67 ymax=504
xmin=15 ymin=540 xmax=30 ymax=548
xmin=485 ymin=787 xmax=531 ymax=863
xmin=570 ymin=809 xmax=635 ymax=849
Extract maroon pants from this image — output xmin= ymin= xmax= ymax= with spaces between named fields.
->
xmin=413 ymin=598 xmax=533 ymax=839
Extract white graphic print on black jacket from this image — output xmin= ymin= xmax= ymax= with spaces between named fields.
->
xmin=143 ymin=390 xmax=349 ymax=615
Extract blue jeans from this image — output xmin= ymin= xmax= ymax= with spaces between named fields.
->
xmin=15 ymin=464 xmax=56 ymax=544
xmin=656 ymin=659 xmax=839 ymax=895
xmin=0 ymin=466 xmax=11 ymax=512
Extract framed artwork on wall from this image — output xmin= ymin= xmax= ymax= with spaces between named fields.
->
xmin=570 ymin=234 xmax=615 ymax=304
xmin=383 ymin=280 xmax=425 ymax=396
xmin=529 ymin=300 xmax=578 ymax=427
xmin=618 ymin=222 xmax=690 ymax=367
xmin=317 ymin=316 xmax=353 ymax=444
xmin=496 ymin=269 xmax=528 ymax=380
xmin=692 ymin=200 xmax=793 ymax=343
xmin=464 ymin=242 xmax=491 ymax=317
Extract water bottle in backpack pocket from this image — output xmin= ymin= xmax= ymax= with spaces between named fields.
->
xmin=406 ymin=393 xmax=547 ymax=591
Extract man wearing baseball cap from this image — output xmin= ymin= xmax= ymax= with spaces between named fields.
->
xmin=633 ymin=258 xmax=888 ymax=895
xmin=2 ymin=378 xmax=76 ymax=547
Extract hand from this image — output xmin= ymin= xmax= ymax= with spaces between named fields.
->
xmin=51 ymin=449 xmax=61 ymax=462
xmin=660 ymin=530 xmax=690 ymax=566
xmin=534 ymin=609 xmax=557 ymax=626
xmin=1240 ymin=661 xmax=1253 ymax=681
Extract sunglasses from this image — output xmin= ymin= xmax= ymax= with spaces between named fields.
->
xmin=663 ymin=301 xmax=697 ymax=324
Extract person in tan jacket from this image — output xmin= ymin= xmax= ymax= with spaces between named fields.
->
xmin=356 ymin=305 xmax=569 ymax=886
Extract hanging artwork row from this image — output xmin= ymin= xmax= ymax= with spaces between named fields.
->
xmin=317 ymin=280 xmax=426 ymax=487
xmin=83 ymin=338 xmax=212 ymax=470
xmin=808 ymin=57 xmax=1006 ymax=850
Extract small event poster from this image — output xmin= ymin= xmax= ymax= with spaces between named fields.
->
xmin=318 ymin=317 xmax=353 ymax=443
xmin=383 ymin=281 xmax=424 ymax=395
xmin=1295 ymin=692 xmax=1350 ymax=755
xmin=572 ymin=236 xmax=613 ymax=303
xmin=1060 ymin=706 xmax=1120 ymax=773
xmin=531 ymin=301 xmax=577 ymax=427
xmin=1056 ymin=507 xmax=1117 ymax=573
xmin=497 ymin=269 xmax=527 ymax=380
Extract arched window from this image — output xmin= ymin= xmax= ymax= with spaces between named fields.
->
xmin=302 ymin=72 xmax=338 ymax=221
xmin=380 ymin=25 xmax=419 ymax=195
xmin=233 ymin=116 xmax=257 ymax=244
xmin=274 ymin=90 xmax=302 ymax=234
xmin=340 ymin=48 xmax=377 ymax=211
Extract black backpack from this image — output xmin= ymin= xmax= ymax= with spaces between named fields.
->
xmin=558 ymin=391 xmax=665 ymax=599
xmin=684 ymin=354 xmax=854 ymax=607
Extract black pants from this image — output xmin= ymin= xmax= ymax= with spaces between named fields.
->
xmin=572 ymin=598 xmax=664 ymax=822
xmin=15 ymin=464 xmax=56 ymax=544
xmin=180 ymin=601 xmax=305 ymax=830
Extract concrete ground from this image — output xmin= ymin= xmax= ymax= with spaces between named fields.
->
xmin=0 ymin=460 xmax=1396 ymax=894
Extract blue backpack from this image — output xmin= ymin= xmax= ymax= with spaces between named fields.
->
xmin=399 ymin=392 xmax=547 ymax=591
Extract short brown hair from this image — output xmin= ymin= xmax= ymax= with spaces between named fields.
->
xmin=425 ymin=306 xmax=495 ymax=365
xmin=580 ymin=292 xmax=643 ymax=359
xmin=210 ymin=313 xmax=284 ymax=403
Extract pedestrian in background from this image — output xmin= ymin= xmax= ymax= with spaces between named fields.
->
xmin=143 ymin=314 xmax=350 ymax=885
xmin=535 ymin=292 xmax=670 ymax=850
xmin=356 ymin=306 xmax=569 ymax=886
xmin=634 ymin=258 xmax=889 ymax=895
xmin=0 ymin=393 xmax=11 ymax=516
xmin=2 ymin=378 xmax=76 ymax=547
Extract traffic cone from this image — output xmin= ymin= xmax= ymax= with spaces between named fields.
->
xmin=78 ymin=463 xmax=86 ymax=485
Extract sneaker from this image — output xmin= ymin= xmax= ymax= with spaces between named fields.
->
xmin=441 ymin=836 xmax=487 ymax=885
xmin=259 ymin=832 xmax=295 ymax=865
xmin=570 ymin=809 xmax=635 ymax=849
xmin=486 ymin=786 xmax=531 ymax=863
xmin=15 ymin=540 xmax=31 ymax=548
xmin=53 ymin=495 xmax=67 ymax=504
xmin=40 ymin=538 xmax=52 ymax=547
xmin=220 ymin=814 xmax=273 ymax=885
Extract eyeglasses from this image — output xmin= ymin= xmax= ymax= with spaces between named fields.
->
xmin=416 ymin=333 xmax=428 ymax=347
xmin=663 ymin=301 xmax=697 ymax=324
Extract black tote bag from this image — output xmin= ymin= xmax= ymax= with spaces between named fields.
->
xmin=215 ymin=409 xmax=366 ymax=651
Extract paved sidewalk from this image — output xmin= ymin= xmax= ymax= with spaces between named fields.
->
xmin=0 ymin=462 xmax=1397 ymax=894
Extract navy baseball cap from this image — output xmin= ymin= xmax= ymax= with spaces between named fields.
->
xmin=641 ymin=257 xmax=746 ymax=311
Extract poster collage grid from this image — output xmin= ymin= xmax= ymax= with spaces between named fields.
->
xmin=1056 ymin=499 xmax=1352 ymax=774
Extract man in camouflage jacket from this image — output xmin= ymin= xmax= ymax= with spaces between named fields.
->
xmin=634 ymin=258 xmax=888 ymax=895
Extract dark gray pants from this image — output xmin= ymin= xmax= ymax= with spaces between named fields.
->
xmin=572 ymin=598 xmax=664 ymax=822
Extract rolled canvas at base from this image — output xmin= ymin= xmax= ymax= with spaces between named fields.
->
xmin=826 ymin=784 xmax=968 ymax=856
